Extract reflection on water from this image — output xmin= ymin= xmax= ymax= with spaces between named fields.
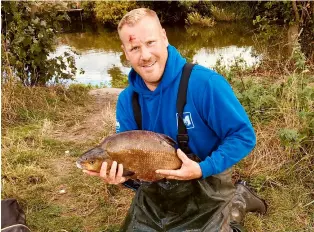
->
xmin=53 ymin=45 xmax=130 ymax=86
xmin=56 ymin=22 xmax=261 ymax=87
xmin=193 ymin=46 xmax=260 ymax=68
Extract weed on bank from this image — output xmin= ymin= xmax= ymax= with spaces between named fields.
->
xmin=214 ymin=57 xmax=314 ymax=231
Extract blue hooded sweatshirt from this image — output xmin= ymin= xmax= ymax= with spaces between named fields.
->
xmin=116 ymin=45 xmax=256 ymax=178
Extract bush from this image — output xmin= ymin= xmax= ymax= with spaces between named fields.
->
xmin=94 ymin=1 xmax=137 ymax=27
xmin=210 ymin=2 xmax=254 ymax=21
xmin=185 ymin=12 xmax=215 ymax=27
xmin=1 ymin=2 xmax=77 ymax=86
xmin=80 ymin=1 xmax=96 ymax=20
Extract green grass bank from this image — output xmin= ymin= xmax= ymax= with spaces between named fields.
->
xmin=2 ymin=64 xmax=313 ymax=231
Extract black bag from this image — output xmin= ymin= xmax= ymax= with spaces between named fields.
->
xmin=1 ymin=198 xmax=31 ymax=232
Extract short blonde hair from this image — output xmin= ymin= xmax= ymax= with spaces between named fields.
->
xmin=118 ymin=8 xmax=161 ymax=32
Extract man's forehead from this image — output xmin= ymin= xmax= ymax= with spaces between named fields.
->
xmin=129 ymin=35 xmax=136 ymax=42
xmin=121 ymin=29 xmax=158 ymax=45
xmin=122 ymin=36 xmax=154 ymax=48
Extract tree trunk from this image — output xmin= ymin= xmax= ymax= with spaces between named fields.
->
xmin=287 ymin=24 xmax=299 ymax=56
xmin=292 ymin=0 xmax=300 ymax=23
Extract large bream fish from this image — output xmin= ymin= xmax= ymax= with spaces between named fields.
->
xmin=76 ymin=130 xmax=182 ymax=181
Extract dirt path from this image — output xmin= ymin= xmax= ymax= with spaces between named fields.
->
xmin=49 ymin=87 xmax=123 ymax=181
xmin=47 ymin=87 xmax=133 ymax=227
xmin=53 ymin=88 xmax=123 ymax=142
xmin=78 ymin=87 xmax=122 ymax=140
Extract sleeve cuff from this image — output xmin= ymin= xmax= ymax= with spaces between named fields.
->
xmin=199 ymin=159 xmax=215 ymax=179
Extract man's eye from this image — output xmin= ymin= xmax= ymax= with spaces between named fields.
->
xmin=148 ymin=41 xmax=155 ymax=45
xmin=131 ymin=47 xmax=139 ymax=51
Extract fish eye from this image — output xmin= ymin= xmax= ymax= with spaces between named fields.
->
xmin=89 ymin=160 xmax=95 ymax=165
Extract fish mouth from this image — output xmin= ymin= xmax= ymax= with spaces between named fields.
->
xmin=76 ymin=161 xmax=82 ymax=169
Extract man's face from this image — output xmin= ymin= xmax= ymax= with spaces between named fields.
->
xmin=119 ymin=16 xmax=169 ymax=90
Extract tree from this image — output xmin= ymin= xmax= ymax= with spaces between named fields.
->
xmin=253 ymin=1 xmax=313 ymax=61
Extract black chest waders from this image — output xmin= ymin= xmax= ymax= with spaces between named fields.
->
xmin=121 ymin=63 xmax=235 ymax=232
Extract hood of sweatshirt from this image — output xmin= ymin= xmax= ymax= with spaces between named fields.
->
xmin=127 ymin=45 xmax=186 ymax=131
xmin=128 ymin=44 xmax=186 ymax=96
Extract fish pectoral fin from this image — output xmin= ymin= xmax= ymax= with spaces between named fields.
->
xmin=122 ymin=169 xmax=135 ymax=177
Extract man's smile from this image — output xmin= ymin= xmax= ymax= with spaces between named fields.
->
xmin=142 ymin=61 xmax=157 ymax=68
xmin=142 ymin=60 xmax=157 ymax=68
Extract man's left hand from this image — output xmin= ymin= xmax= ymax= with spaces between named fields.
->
xmin=155 ymin=149 xmax=202 ymax=180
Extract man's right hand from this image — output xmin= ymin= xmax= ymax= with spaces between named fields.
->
xmin=83 ymin=161 xmax=126 ymax=185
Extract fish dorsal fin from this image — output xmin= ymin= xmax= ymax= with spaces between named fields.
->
xmin=156 ymin=133 xmax=177 ymax=148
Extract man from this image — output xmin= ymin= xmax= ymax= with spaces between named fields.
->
xmin=84 ymin=8 xmax=267 ymax=232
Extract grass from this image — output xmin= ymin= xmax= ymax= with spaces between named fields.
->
xmin=241 ymin=123 xmax=314 ymax=231
xmin=1 ymin=82 xmax=92 ymax=129
xmin=185 ymin=12 xmax=216 ymax=27
xmin=1 ymin=83 xmax=134 ymax=231
xmin=210 ymin=3 xmax=254 ymax=22
xmin=222 ymin=57 xmax=313 ymax=230
xmin=1 ymin=57 xmax=313 ymax=231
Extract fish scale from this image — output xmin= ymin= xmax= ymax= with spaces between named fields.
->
xmin=76 ymin=130 xmax=182 ymax=182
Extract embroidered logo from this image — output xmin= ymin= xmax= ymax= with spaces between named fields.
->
xmin=116 ymin=121 xmax=120 ymax=133
xmin=176 ymin=112 xmax=194 ymax=129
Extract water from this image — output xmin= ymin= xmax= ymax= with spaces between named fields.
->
xmin=55 ymin=22 xmax=262 ymax=88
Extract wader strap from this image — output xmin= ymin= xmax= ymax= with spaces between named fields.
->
xmin=128 ymin=63 xmax=195 ymax=191
xmin=132 ymin=92 xmax=142 ymax=129
xmin=126 ymin=92 xmax=142 ymax=190
xmin=176 ymin=63 xmax=195 ymax=154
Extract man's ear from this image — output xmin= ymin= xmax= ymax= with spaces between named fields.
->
xmin=121 ymin=44 xmax=130 ymax=61
xmin=161 ymin=28 xmax=169 ymax=46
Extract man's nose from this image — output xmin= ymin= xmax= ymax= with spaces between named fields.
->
xmin=140 ymin=46 xmax=151 ymax=61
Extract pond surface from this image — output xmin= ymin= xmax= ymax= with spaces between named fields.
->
xmin=55 ymin=22 xmax=267 ymax=87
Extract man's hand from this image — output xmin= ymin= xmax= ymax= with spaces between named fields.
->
xmin=156 ymin=149 xmax=202 ymax=180
xmin=83 ymin=161 xmax=126 ymax=185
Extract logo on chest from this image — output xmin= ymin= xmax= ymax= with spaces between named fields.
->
xmin=115 ymin=121 xmax=120 ymax=132
xmin=176 ymin=112 xmax=194 ymax=129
